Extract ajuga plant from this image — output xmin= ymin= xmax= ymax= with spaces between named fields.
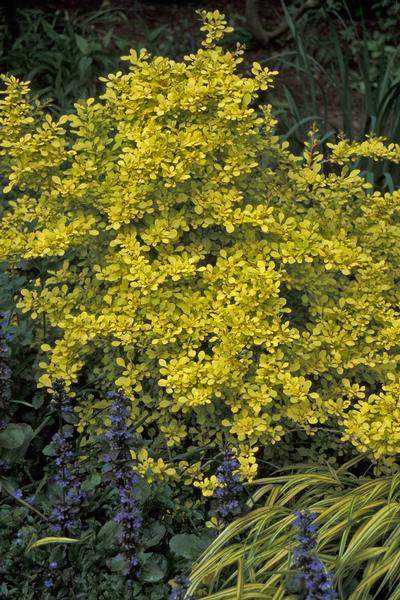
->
xmin=292 ymin=510 xmax=336 ymax=600
xmin=209 ymin=448 xmax=246 ymax=524
xmin=2 ymin=10 xmax=400 ymax=486
xmin=102 ymin=390 xmax=142 ymax=579
xmin=48 ymin=379 xmax=86 ymax=537
xmin=0 ymin=310 xmax=11 ymax=411
xmin=169 ymin=575 xmax=196 ymax=600
xmin=188 ymin=462 xmax=400 ymax=599
xmin=43 ymin=379 xmax=86 ymax=593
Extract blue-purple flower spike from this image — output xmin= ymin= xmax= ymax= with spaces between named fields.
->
xmin=292 ymin=510 xmax=337 ymax=600
xmin=44 ymin=561 xmax=58 ymax=591
xmin=0 ymin=310 xmax=12 ymax=409
xmin=169 ymin=575 xmax=196 ymax=600
xmin=212 ymin=448 xmax=244 ymax=522
xmin=103 ymin=390 xmax=142 ymax=576
xmin=49 ymin=379 xmax=86 ymax=536
xmin=51 ymin=378 xmax=74 ymax=416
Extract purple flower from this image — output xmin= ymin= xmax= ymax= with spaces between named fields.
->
xmin=103 ymin=390 xmax=142 ymax=577
xmin=211 ymin=448 xmax=244 ymax=523
xmin=49 ymin=380 xmax=86 ymax=536
xmin=15 ymin=531 xmax=23 ymax=546
xmin=44 ymin=561 xmax=58 ymax=590
xmin=0 ymin=310 xmax=12 ymax=408
xmin=51 ymin=378 xmax=73 ymax=414
xmin=169 ymin=575 xmax=196 ymax=600
xmin=292 ymin=510 xmax=337 ymax=600
xmin=13 ymin=488 xmax=23 ymax=500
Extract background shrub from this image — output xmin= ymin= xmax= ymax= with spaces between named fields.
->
xmin=0 ymin=6 xmax=129 ymax=115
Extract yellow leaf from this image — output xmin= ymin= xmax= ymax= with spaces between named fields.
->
xmin=27 ymin=536 xmax=80 ymax=553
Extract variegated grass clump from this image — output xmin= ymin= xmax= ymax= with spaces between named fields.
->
xmin=188 ymin=461 xmax=400 ymax=599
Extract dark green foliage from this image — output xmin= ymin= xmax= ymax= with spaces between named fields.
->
xmin=0 ymin=425 xmax=210 ymax=599
xmin=0 ymin=7 xmax=129 ymax=114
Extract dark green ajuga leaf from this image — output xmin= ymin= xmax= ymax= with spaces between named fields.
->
xmin=107 ymin=553 xmax=128 ymax=574
xmin=32 ymin=394 xmax=45 ymax=410
xmin=62 ymin=410 xmax=80 ymax=425
xmin=97 ymin=520 xmax=121 ymax=546
xmin=169 ymin=533 xmax=208 ymax=560
xmin=142 ymin=522 xmax=166 ymax=549
xmin=42 ymin=442 xmax=57 ymax=456
xmin=140 ymin=554 xmax=168 ymax=582
xmin=136 ymin=478 xmax=152 ymax=504
xmin=0 ymin=424 xmax=33 ymax=449
xmin=81 ymin=473 xmax=101 ymax=492
xmin=148 ymin=584 xmax=170 ymax=600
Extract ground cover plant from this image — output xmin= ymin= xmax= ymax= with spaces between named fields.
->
xmin=0 ymin=372 xmax=212 ymax=599
xmin=1 ymin=4 xmax=400 ymax=599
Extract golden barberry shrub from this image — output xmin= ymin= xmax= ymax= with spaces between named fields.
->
xmin=2 ymin=10 xmax=400 ymax=477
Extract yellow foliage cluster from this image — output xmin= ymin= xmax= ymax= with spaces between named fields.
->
xmin=2 ymin=11 xmax=400 ymax=479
